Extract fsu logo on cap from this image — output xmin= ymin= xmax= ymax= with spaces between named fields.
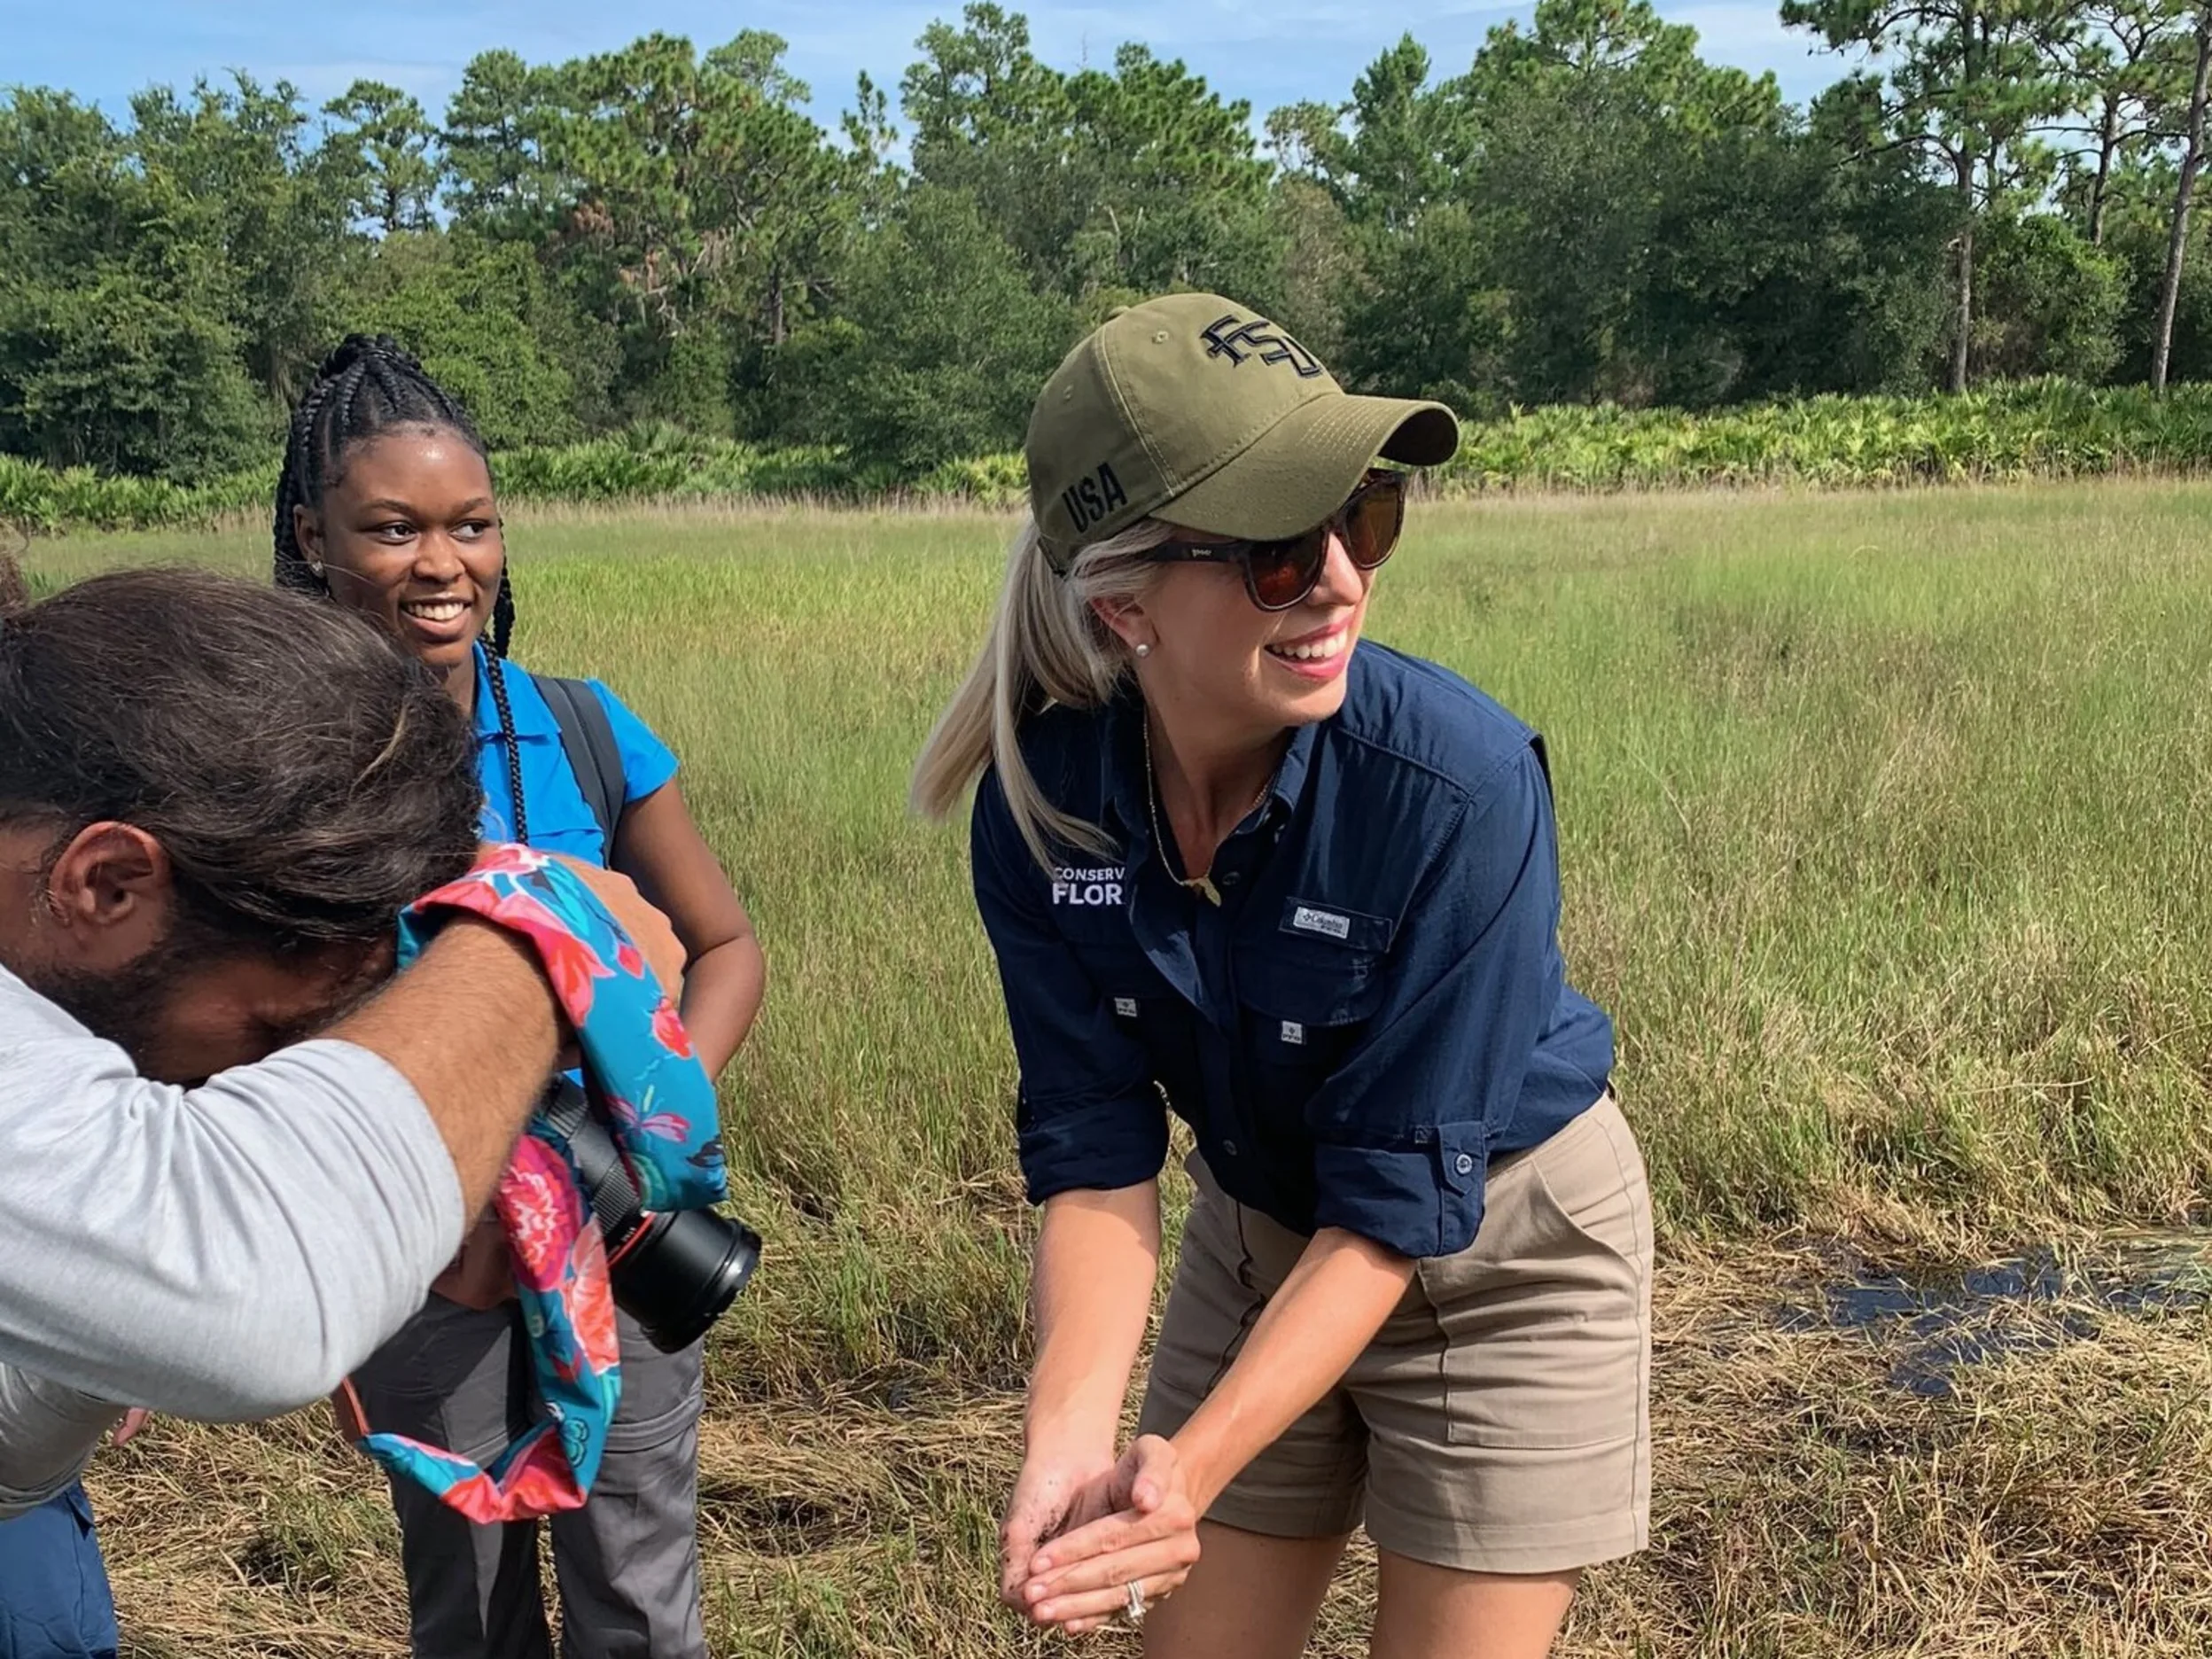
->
xmin=1200 ymin=314 xmax=1325 ymax=379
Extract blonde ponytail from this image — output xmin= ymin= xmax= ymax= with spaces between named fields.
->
xmin=911 ymin=514 xmax=1168 ymax=869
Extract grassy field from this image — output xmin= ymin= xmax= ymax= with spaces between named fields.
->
xmin=31 ymin=479 xmax=2212 ymax=1655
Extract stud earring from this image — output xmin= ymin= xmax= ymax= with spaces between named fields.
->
xmin=1133 ymin=642 xmax=1152 ymax=658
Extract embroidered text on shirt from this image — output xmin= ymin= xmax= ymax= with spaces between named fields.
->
xmin=1052 ymin=866 xmax=1125 ymax=907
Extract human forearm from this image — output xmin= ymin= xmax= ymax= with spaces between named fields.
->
xmin=674 ymin=935 xmax=764 ymax=1078
xmin=1009 ymin=1228 xmax=1414 ymax=1632
xmin=322 ymin=917 xmax=559 ymax=1216
xmin=1025 ymin=1185 xmax=1162 ymax=1455
xmin=1172 ymin=1227 xmax=1413 ymax=1508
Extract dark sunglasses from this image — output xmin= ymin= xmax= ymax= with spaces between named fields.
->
xmin=1147 ymin=470 xmax=1408 ymax=612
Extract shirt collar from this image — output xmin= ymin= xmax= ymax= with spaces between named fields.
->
xmin=1102 ymin=691 xmax=1320 ymax=862
xmin=471 ymin=643 xmax=560 ymax=746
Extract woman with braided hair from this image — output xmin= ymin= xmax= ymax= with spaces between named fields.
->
xmin=272 ymin=334 xmax=766 ymax=1659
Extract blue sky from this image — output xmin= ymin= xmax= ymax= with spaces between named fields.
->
xmin=3 ymin=0 xmax=1846 ymax=134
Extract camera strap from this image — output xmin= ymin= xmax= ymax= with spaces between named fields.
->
xmin=331 ymin=845 xmax=728 ymax=1523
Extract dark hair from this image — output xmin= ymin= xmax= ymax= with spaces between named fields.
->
xmin=0 ymin=566 xmax=479 ymax=950
xmin=272 ymin=332 xmax=537 ymax=840
xmin=272 ymin=332 xmax=516 ymax=657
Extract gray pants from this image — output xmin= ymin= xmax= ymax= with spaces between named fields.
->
xmin=348 ymin=1297 xmax=708 ymax=1659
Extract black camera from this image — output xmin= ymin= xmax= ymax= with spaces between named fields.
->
xmin=541 ymin=1079 xmax=759 ymax=1354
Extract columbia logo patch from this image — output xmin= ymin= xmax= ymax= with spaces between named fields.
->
xmin=1280 ymin=1020 xmax=1305 ymax=1045
xmin=1113 ymin=997 xmax=1140 ymax=1018
xmin=1290 ymin=905 xmax=1351 ymax=940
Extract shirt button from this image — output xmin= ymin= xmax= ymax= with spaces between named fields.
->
xmin=1222 ymin=1140 xmax=1239 ymax=1157
xmin=1453 ymin=1152 xmax=1476 ymax=1176
xmin=1219 ymin=871 xmax=1241 ymax=887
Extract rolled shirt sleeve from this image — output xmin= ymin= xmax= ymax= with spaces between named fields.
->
xmin=1304 ymin=744 xmax=1568 ymax=1258
xmin=970 ymin=769 xmax=1169 ymax=1201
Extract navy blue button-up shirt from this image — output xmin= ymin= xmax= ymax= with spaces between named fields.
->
xmin=970 ymin=642 xmax=1615 ymax=1260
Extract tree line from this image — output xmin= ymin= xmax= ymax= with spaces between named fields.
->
xmin=10 ymin=0 xmax=2212 ymax=483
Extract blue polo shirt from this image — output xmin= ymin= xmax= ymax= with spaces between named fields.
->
xmin=970 ymin=642 xmax=1614 ymax=1260
xmin=470 ymin=644 xmax=679 ymax=864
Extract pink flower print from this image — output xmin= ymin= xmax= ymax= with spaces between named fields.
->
xmin=566 ymin=1228 xmax=621 ymax=1375
xmin=650 ymin=996 xmax=695 ymax=1060
xmin=498 ymin=1139 xmax=584 ymax=1291
xmin=607 ymin=1090 xmax=690 ymax=1143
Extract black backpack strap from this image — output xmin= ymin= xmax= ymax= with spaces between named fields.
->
xmin=529 ymin=672 xmax=627 ymax=862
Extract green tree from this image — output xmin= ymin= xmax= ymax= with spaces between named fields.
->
xmin=443 ymin=50 xmax=565 ymax=234
xmin=333 ymin=233 xmax=597 ymax=444
xmin=562 ymin=34 xmax=839 ymax=339
xmin=1975 ymin=210 xmax=2130 ymax=376
xmin=2150 ymin=10 xmax=2212 ymax=388
xmin=2047 ymin=0 xmax=2192 ymax=245
xmin=1282 ymin=36 xmax=1478 ymax=232
xmin=774 ymin=185 xmax=1074 ymax=472
xmin=0 ymin=90 xmax=267 ymax=476
xmin=1465 ymin=0 xmax=1798 ymax=403
xmin=323 ymin=79 xmax=440 ymax=235
xmin=437 ymin=32 xmax=861 ymax=432
xmin=902 ymin=7 xmax=1281 ymax=304
xmin=1783 ymin=0 xmax=2085 ymax=390
xmin=128 ymin=73 xmax=357 ymax=403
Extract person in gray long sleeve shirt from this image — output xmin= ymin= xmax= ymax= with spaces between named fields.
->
xmin=0 ymin=970 xmax=465 ymax=1512
xmin=0 ymin=558 xmax=686 ymax=1601
xmin=0 ymin=563 xmax=479 ymax=1530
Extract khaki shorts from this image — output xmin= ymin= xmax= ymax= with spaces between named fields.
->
xmin=1137 ymin=1094 xmax=1653 ymax=1575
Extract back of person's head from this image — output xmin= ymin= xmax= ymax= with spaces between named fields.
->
xmin=273 ymin=332 xmax=518 ymax=655
xmin=0 ymin=559 xmax=479 ymax=952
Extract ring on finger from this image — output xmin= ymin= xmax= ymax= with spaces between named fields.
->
xmin=1124 ymin=1578 xmax=1148 ymax=1626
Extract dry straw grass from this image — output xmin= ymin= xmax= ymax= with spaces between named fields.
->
xmin=88 ymin=1253 xmax=2212 ymax=1657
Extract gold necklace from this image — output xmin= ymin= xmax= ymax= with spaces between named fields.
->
xmin=1142 ymin=715 xmax=1278 ymax=907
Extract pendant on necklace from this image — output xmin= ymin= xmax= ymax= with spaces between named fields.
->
xmin=1183 ymin=873 xmax=1223 ymax=907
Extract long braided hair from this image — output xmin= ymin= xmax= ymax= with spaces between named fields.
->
xmin=272 ymin=334 xmax=535 ymax=842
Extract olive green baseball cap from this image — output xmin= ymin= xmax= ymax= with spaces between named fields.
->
xmin=1026 ymin=292 xmax=1460 ymax=574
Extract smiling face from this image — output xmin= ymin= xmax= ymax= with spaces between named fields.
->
xmin=1112 ymin=523 xmax=1373 ymax=752
xmin=293 ymin=427 xmax=504 ymax=693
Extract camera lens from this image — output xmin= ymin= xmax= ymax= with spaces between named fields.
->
xmin=541 ymin=1079 xmax=759 ymax=1352
xmin=605 ymin=1209 xmax=761 ymax=1354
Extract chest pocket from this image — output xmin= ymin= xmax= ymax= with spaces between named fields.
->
xmin=1235 ymin=900 xmax=1394 ymax=1112
xmin=1063 ymin=935 xmax=1205 ymax=1122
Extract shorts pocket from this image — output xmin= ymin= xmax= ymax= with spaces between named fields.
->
xmin=1421 ymin=1104 xmax=1650 ymax=1450
xmin=1530 ymin=1099 xmax=1651 ymax=1277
